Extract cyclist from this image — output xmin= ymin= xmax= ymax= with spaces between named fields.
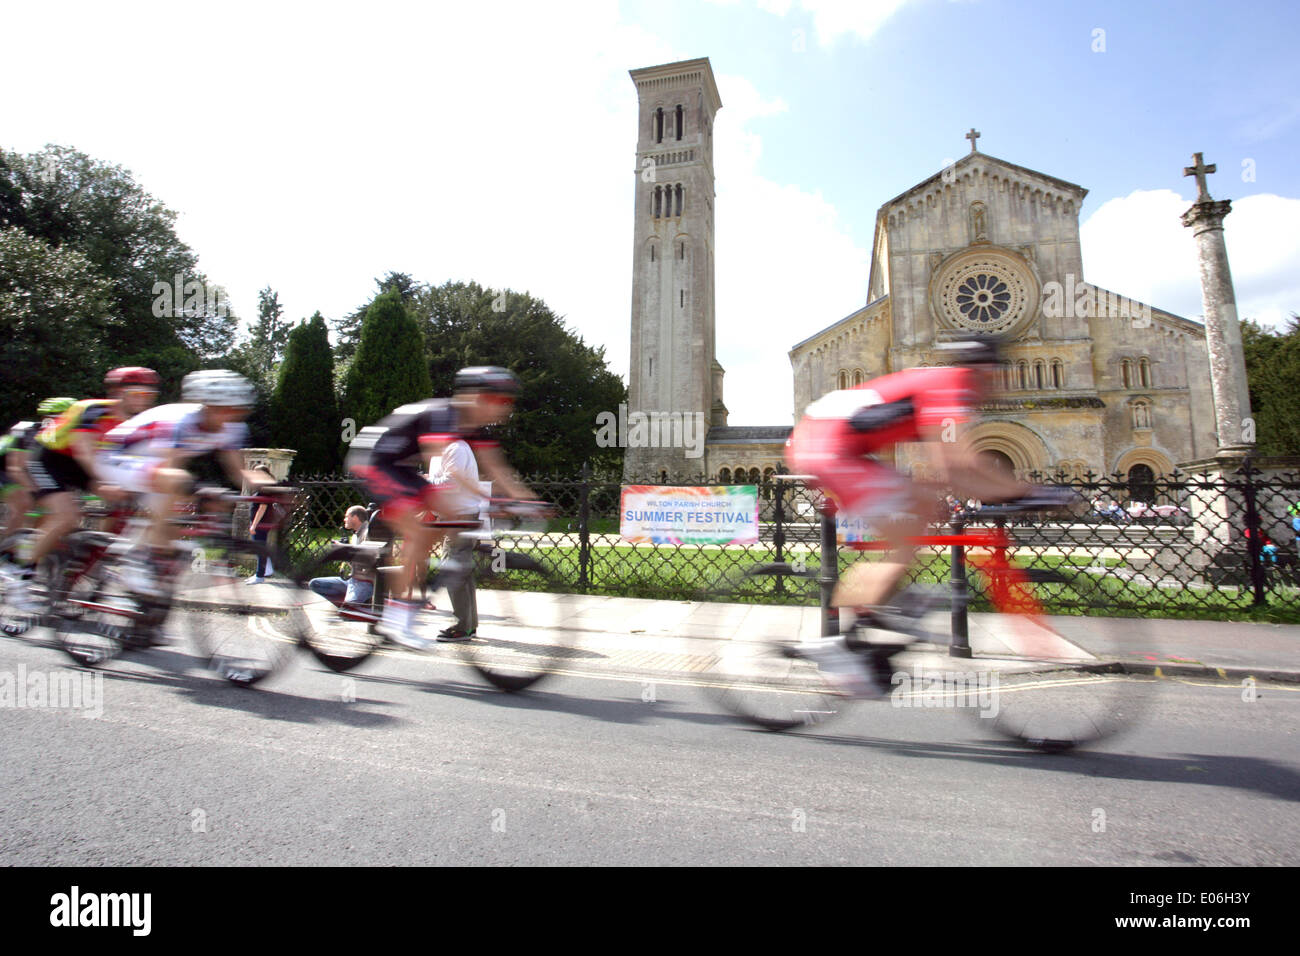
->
xmin=100 ymin=369 xmax=270 ymax=595
xmin=346 ymin=366 xmax=537 ymax=650
xmin=785 ymin=338 xmax=1060 ymax=694
xmin=1 ymin=397 xmax=78 ymax=545
xmin=6 ymin=369 xmax=159 ymax=611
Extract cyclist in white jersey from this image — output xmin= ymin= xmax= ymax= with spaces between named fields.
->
xmin=102 ymin=370 xmax=270 ymax=594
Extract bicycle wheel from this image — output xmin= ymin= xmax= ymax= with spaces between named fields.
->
xmin=53 ymin=544 xmax=158 ymax=668
xmin=174 ymin=538 xmax=306 ymax=686
xmin=701 ymin=563 xmax=847 ymax=731
xmin=296 ymin=544 xmax=388 ymax=673
xmin=447 ymin=544 xmax=573 ymax=693
xmin=955 ymin=563 xmax=1157 ymax=752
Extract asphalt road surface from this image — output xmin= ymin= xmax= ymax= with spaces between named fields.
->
xmin=1 ymin=621 xmax=1296 ymax=866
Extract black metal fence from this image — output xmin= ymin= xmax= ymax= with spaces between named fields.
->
xmin=277 ymin=463 xmax=1300 ymax=619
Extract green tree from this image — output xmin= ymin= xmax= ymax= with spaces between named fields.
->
xmin=410 ymin=281 xmax=626 ymax=475
xmin=333 ymin=271 xmax=423 ymax=367
xmin=342 ymin=291 xmax=432 ymax=432
xmin=0 ymin=227 xmax=115 ymax=425
xmin=272 ymin=313 xmax=340 ymax=475
xmin=245 ymin=286 xmax=291 ymax=387
xmin=0 ymin=144 xmax=239 ymax=375
xmin=1242 ymin=316 xmax=1300 ymax=456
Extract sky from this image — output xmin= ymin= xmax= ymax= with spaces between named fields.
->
xmin=3 ymin=0 xmax=1298 ymax=426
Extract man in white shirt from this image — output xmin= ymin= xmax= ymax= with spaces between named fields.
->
xmin=428 ymin=437 xmax=487 ymax=641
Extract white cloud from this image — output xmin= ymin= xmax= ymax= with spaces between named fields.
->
xmin=1080 ymin=189 xmax=1300 ymax=330
xmin=708 ymin=0 xmax=912 ymax=46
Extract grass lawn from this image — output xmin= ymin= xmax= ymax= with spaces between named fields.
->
xmin=284 ymin=528 xmax=1300 ymax=623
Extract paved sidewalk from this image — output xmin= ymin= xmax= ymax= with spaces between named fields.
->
xmin=279 ymin=585 xmax=1300 ymax=685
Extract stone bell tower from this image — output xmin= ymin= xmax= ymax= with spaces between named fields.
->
xmin=624 ymin=58 xmax=725 ymax=479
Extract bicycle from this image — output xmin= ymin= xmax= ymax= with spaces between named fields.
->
xmin=704 ymin=496 xmax=1156 ymax=752
xmin=296 ymin=499 xmax=571 ymax=692
xmin=48 ymin=486 xmax=309 ymax=686
xmin=0 ymin=499 xmax=134 ymax=638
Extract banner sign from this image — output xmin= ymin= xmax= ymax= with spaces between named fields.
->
xmin=620 ymin=485 xmax=759 ymax=545
xmin=835 ymin=511 xmax=878 ymax=544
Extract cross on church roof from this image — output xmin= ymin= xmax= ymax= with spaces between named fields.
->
xmin=965 ymin=128 xmax=980 ymax=153
xmin=1183 ymin=151 xmax=1217 ymax=202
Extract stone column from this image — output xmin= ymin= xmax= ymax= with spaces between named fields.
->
xmin=1180 ymin=154 xmax=1252 ymax=456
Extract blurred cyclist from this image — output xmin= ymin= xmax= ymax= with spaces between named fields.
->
xmin=346 ymin=366 xmax=537 ymax=650
xmin=786 ymin=338 xmax=1063 ymax=693
xmin=1 ymin=397 xmax=77 ymax=544
xmin=101 ymin=369 xmax=270 ymax=595
xmin=6 ymin=369 xmax=158 ymax=610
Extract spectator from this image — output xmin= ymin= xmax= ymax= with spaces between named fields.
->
xmin=245 ymin=468 xmax=277 ymax=585
xmin=307 ymin=505 xmax=374 ymax=606
xmin=428 ymin=435 xmax=488 ymax=642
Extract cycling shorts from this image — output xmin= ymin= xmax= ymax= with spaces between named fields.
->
xmin=27 ymin=446 xmax=93 ymax=498
xmin=100 ymin=450 xmax=166 ymax=496
xmin=786 ymin=415 xmax=910 ymax=520
xmin=350 ymin=463 xmax=449 ymax=522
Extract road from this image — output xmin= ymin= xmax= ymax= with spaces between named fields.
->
xmin=1 ymin=622 xmax=1296 ymax=866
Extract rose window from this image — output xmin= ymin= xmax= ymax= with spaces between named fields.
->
xmin=932 ymin=252 xmax=1036 ymax=336
xmin=954 ymin=274 xmax=1011 ymax=326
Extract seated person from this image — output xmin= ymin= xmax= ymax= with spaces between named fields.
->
xmin=308 ymin=505 xmax=374 ymax=606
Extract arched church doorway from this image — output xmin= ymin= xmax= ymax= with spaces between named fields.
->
xmin=1127 ymin=463 xmax=1156 ymax=504
xmin=980 ymin=449 xmax=1016 ymax=477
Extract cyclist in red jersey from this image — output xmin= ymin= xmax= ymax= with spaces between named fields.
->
xmin=786 ymin=339 xmax=1035 ymax=687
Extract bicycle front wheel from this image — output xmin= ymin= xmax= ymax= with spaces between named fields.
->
xmin=175 ymin=538 xmax=306 ymax=686
xmin=448 ymin=546 xmax=573 ymax=693
xmin=958 ymin=565 xmax=1157 ymax=752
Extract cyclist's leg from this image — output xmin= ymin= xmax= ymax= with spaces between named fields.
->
xmin=27 ymin=490 xmax=80 ymax=566
xmin=1 ymin=483 xmax=34 ymax=541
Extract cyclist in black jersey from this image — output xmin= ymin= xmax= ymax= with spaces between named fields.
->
xmin=345 ymin=366 xmax=536 ymax=648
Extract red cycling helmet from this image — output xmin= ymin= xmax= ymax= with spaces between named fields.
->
xmin=105 ymin=366 xmax=161 ymax=390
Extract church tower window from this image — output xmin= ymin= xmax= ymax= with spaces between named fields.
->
xmin=1139 ymin=357 xmax=1152 ymax=388
xmin=650 ymin=244 xmax=656 ymax=262
xmin=655 ymin=107 xmax=664 ymax=144
xmin=675 ymin=184 xmax=684 ymax=216
xmin=853 ymin=369 xmax=864 ymax=386
xmin=678 ymin=242 xmax=684 ymax=260
xmin=676 ymin=105 xmax=684 ymax=140
xmin=653 ymin=186 xmax=662 ymax=219
xmin=838 ymin=370 xmax=848 ymax=390
xmin=1121 ymin=359 xmax=1133 ymax=388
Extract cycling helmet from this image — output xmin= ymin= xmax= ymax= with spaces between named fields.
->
xmin=934 ymin=336 xmax=1003 ymax=367
xmin=105 ymin=366 xmax=161 ymax=389
xmin=453 ymin=366 xmax=520 ymax=396
xmin=182 ymin=369 xmax=256 ymax=407
xmin=37 ymin=396 xmax=77 ymax=416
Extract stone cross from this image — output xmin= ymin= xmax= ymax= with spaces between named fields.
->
xmin=1183 ymin=152 xmax=1217 ymax=203
xmin=965 ymin=128 xmax=980 ymax=153
xmin=1180 ymin=152 xmax=1251 ymax=456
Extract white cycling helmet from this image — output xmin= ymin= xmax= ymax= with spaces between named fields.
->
xmin=182 ymin=369 xmax=256 ymax=407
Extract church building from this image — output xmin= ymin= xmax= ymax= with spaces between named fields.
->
xmin=624 ymin=58 xmax=1218 ymax=490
